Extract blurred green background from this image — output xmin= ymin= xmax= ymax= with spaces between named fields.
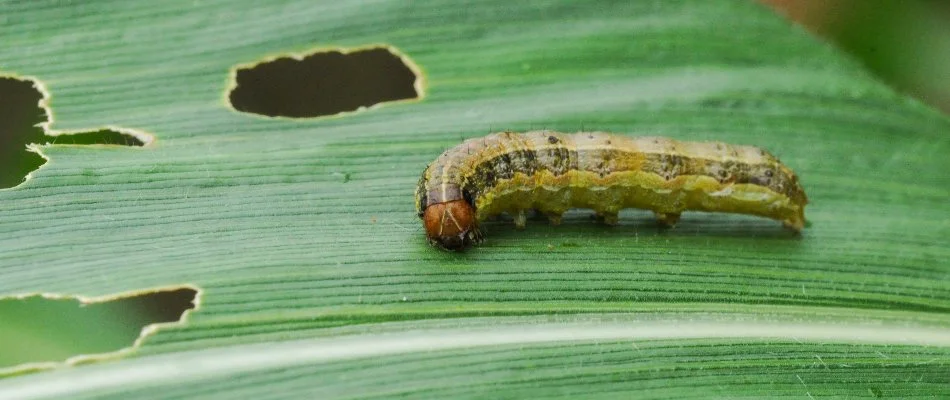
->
xmin=762 ymin=0 xmax=950 ymax=112
xmin=1 ymin=0 xmax=948 ymax=371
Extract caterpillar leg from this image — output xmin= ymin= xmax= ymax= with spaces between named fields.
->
xmin=513 ymin=210 xmax=527 ymax=229
xmin=654 ymin=212 xmax=681 ymax=227
xmin=594 ymin=211 xmax=619 ymax=226
xmin=547 ymin=212 xmax=563 ymax=226
xmin=468 ymin=226 xmax=485 ymax=244
xmin=782 ymin=216 xmax=805 ymax=233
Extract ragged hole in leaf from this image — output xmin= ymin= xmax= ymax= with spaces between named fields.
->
xmin=46 ymin=130 xmax=146 ymax=147
xmin=0 ymin=77 xmax=46 ymax=189
xmin=0 ymin=76 xmax=148 ymax=189
xmin=0 ymin=287 xmax=198 ymax=372
xmin=228 ymin=46 xmax=423 ymax=118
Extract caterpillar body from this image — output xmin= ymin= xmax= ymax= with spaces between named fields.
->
xmin=415 ymin=131 xmax=808 ymax=251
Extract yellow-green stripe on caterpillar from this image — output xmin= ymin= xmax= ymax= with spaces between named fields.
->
xmin=415 ymin=131 xmax=808 ymax=251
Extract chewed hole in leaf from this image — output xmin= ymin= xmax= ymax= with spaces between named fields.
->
xmin=0 ymin=77 xmax=47 ymax=189
xmin=46 ymin=130 xmax=146 ymax=147
xmin=0 ymin=287 xmax=198 ymax=373
xmin=0 ymin=76 xmax=149 ymax=189
xmin=228 ymin=46 xmax=423 ymax=118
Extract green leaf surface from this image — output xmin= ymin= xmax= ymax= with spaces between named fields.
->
xmin=1 ymin=0 xmax=948 ymax=398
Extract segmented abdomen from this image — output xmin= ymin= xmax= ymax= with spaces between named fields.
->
xmin=416 ymin=131 xmax=807 ymax=231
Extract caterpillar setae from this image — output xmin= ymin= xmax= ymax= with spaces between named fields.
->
xmin=415 ymin=131 xmax=808 ymax=251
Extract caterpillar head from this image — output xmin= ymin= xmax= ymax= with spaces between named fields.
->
xmin=422 ymin=200 xmax=481 ymax=251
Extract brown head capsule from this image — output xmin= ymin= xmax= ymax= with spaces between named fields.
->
xmin=415 ymin=181 xmax=483 ymax=250
xmin=421 ymin=199 xmax=481 ymax=250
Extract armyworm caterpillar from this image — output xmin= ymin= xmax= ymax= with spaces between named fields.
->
xmin=416 ymin=131 xmax=807 ymax=250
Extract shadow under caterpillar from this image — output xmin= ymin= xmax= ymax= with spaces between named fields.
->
xmin=416 ymin=131 xmax=808 ymax=251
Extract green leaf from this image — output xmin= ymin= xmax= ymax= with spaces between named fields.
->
xmin=1 ymin=0 xmax=948 ymax=398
